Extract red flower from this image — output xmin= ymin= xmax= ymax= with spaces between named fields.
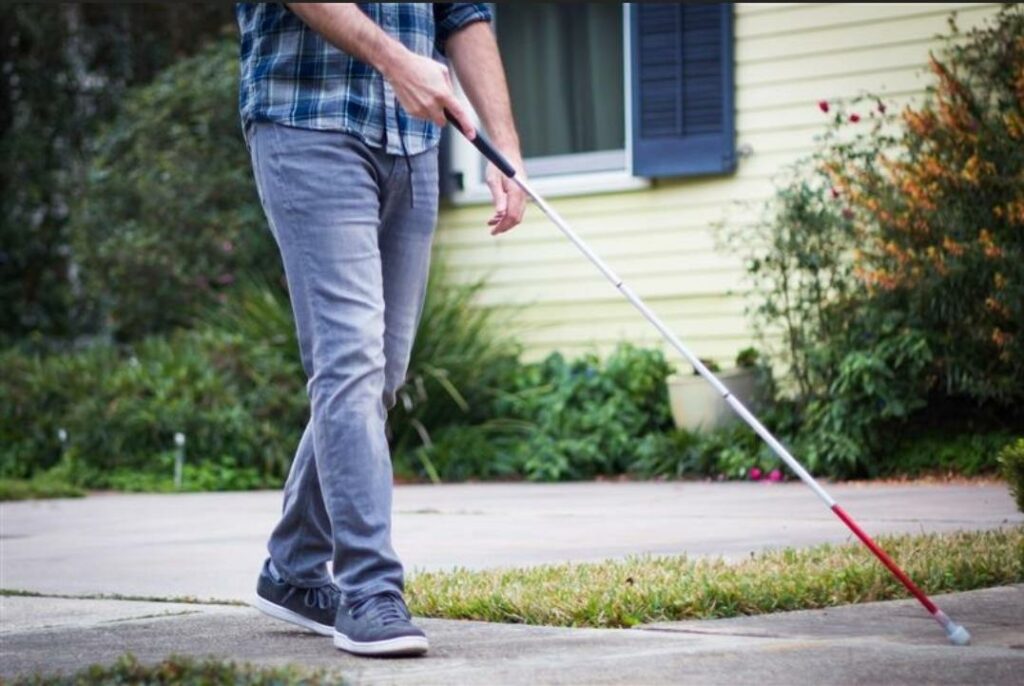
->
xmin=849 ymin=113 xmax=861 ymax=123
xmin=877 ymin=101 xmax=887 ymax=114
xmin=818 ymin=100 xmax=830 ymax=113
xmin=831 ymin=187 xmax=840 ymax=199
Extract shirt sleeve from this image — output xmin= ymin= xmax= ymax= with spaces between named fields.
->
xmin=433 ymin=3 xmax=493 ymax=54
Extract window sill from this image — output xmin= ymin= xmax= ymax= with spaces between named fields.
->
xmin=448 ymin=169 xmax=652 ymax=206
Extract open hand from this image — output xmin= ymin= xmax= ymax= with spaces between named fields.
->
xmin=485 ymin=160 xmax=526 ymax=235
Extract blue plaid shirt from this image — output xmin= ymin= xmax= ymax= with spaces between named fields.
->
xmin=236 ymin=3 xmax=491 ymax=155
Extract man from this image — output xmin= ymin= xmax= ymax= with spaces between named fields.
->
xmin=235 ymin=3 xmax=525 ymax=657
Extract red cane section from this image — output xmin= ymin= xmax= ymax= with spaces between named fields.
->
xmin=831 ymin=504 xmax=939 ymax=615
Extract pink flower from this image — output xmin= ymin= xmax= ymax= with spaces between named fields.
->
xmin=818 ymin=100 xmax=830 ymax=113
xmin=849 ymin=113 xmax=861 ymax=123
xmin=221 ymin=240 xmax=235 ymax=254
xmin=768 ymin=469 xmax=783 ymax=482
xmin=749 ymin=467 xmax=763 ymax=481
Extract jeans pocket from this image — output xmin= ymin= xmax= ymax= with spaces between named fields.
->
xmin=410 ymin=147 xmax=440 ymax=212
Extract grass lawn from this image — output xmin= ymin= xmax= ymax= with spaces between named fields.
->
xmin=8 ymin=654 xmax=335 ymax=686
xmin=407 ymin=526 xmax=1024 ymax=628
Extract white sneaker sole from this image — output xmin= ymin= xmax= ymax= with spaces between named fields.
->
xmin=334 ymin=631 xmax=429 ymax=657
xmin=252 ymin=595 xmax=333 ymax=637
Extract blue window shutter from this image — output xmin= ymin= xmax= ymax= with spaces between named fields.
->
xmin=630 ymin=3 xmax=735 ymax=178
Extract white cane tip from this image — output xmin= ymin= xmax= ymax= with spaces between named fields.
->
xmin=946 ymin=624 xmax=971 ymax=646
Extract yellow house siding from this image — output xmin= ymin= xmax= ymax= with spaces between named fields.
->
xmin=435 ymin=2 xmax=1001 ymax=365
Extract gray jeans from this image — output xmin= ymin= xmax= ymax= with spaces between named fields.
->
xmin=247 ymin=122 xmax=439 ymax=602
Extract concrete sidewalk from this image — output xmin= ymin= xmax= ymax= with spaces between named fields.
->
xmin=1 ymin=482 xmax=1021 ymax=683
xmin=2 ymin=586 xmax=1021 ymax=684
xmin=1 ymin=482 xmax=1019 ymax=601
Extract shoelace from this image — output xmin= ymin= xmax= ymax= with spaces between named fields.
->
xmin=350 ymin=591 xmax=409 ymax=625
xmin=303 ymin=584 xmax=340 ymax=611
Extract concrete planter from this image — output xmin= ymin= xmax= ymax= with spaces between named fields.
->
xmin=666 ymin=368 xmax=758 ymax=433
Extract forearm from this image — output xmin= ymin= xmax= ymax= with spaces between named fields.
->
xmin=446 ymin=22 xmax=520 ymax=153
xmin=286 ymin=3 xmax=405 ymax=79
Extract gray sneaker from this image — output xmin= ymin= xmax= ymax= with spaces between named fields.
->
xmin=334 ymin=591 xmax=428 ymax=657
xmin=253 ymin=558 xmax=340 ymax=636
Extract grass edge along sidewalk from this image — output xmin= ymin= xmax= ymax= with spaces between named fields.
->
xmin=407 ymin=526 xmax=1023 ymax=628
xmin=2 ymin=527 xmax=1020 ymax=630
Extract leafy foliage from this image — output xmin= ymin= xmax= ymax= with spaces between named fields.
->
xmin=496 ymin=345 xmax=676 ymax=481
xmin=0 ymin=477 xmax=84 ymax=502
xmin=999 ymin=439 xmax=1024 ymax=512
xmin=1 ymin=5 xmax=232 ymax=341
xmin=70 ymin=38 xmax=278 ymax=340
xmin=730 ymin=7 xmax=1024 ymax=476
xmin=388 ymin=263 xmax=523 ymax=470
xmin=831 ymin=6 xmax=1024 ymax=403
xmin=0 ymin=328 xmax=306 ymax=489
xmin=881 ymin=430 xmax=1017 ymax=478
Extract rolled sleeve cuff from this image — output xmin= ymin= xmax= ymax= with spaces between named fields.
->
xmin=435 ymin=3 xmax=493 ymax=51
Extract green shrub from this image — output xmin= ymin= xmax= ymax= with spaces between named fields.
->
xmin=0 ymin=477 xmax=84 ymax=502
xmin=0 ymin=329 xmax=306 ymax=488
xmin=882 ymin=430 xmax=1017 ymax=478
xmin=727 ymin=96 xmax=928 ymax=477
xmin=405 ymin=423 xmax=524 ymax=483
xmin=999 ymin=439 xmax=1024 ymax=512
xmin=797 ymin=319 xmax=933 ymax=476
xmin=396 ymin=341 xmax=687 ymax=483
xmin=627 ymin=429 xmax=704 ymax=479
xmin=200 ymin=264 xmax=526 ymax=484
xmin=730 ymin=7 xmax=1024 ymax=477
xmin=388 ymin=262 xmax=523 ymax=469
xmin=834 ymin=5 xmax=1024 ymax=404
xmin=394 ymin=339 xmax=686 ymax=484
xmin=0 ymin=260 xmax=531 ymax=488
xmin=497 ymin=344 xmax=676 ymax=481
xmin=103 ymin=456 xmax=266 ymax=493
xmin=1 ymin=6 xmax=232 ymax=342
xmin=70 ymin=39 xmax=278 ymax=340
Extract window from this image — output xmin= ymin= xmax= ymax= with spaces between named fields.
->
xmin=445 ymin=3 xmax=735 ymax=202
xmin=497 ymin=3 xmax=625 ymax=177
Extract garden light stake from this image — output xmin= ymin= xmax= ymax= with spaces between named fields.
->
xmin=447 ymin=112 xmax=972 ymax=647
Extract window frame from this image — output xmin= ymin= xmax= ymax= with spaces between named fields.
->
xmin=446 ymin=3 xmax=650 ymax=204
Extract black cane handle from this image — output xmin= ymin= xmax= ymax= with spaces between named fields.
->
xmin=444 ymin=109 xmax=516 ymax=179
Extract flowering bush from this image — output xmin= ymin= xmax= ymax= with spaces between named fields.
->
xmin=733 ymin=6 xmax=1024 ymax=477
xmin=830 ymin=6 xmax=1024 ymax=403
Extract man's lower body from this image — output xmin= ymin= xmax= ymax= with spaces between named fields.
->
xmin=246 ymin=121 xmax=439 ymax=656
